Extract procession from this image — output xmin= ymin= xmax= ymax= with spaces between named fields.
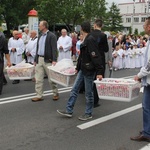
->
xmin=1 ymin=0 xmax=150 ymax=150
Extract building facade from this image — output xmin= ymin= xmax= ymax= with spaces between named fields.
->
xmin=118 ymin=0 xmax=149 ymax=34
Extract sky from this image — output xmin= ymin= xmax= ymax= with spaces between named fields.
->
xmin=106 ymin=0 xmax=135 ymax=6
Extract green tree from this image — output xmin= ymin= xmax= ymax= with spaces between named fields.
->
xmin=140 ymin=31 xmax=145 ymax=36
xmin=134 ymin=28 xmax=138 ymax=35
xmin=36 ymin=0 xmax=84 ymax=30
xmin=129 ymin=27 xmax=132 ymax=34
xmin=83 ymin=0 xmax=107 ymax=21
xmin=36 ymin=0 xmax=107 ymax=31
xmin=106 ymin=2 xmax=123 ymax=32
xmin=0 ymin=0 xmax=36 ymax=37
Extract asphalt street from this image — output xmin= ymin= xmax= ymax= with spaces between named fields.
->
xmin=0 ymin=68 xmax=150 ymax=150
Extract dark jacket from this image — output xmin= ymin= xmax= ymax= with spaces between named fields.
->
xmin=90 ymin=30 xmax=109 ymax=68
xmin=76 ymin=34 xmax=104 ymax=76
xmin=0 ymin=32 xmax=9 ymax=61
xmin=35 ymin=31 xmax=57 ymax=63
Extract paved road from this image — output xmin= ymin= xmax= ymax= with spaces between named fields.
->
xmin=0 ymin=68 xmax=149 ymax=150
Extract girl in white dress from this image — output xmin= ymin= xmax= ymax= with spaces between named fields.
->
xmin=122 ymin=44 xmax=129 ymax=69
xmin=118 ymin=47 xmax=123 ymax=69
xmin=128 ymin=45 xmax=136 ymax=68
xmin=134 ymin=44 xmax=141 ymax=68
xmin=139 ymin=44 xmax=146 ymax=67
xmin=112 ymin=43 xmax=120 ymax=71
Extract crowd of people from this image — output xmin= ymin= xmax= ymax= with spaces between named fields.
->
xmin=1 ymin=17 xmax=150 ymax=142
xmin=111 ymin=33 xmax=149 ymax=71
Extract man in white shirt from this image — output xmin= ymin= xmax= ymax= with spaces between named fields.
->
xmin=25 ymin=30 xmax=37 ymax=64
xmin=57 ymin=29 xmax=72 ymax=61
xmin=8 ymin=30 xmax=24 ymax=84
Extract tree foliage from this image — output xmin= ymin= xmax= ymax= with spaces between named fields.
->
xmin=0 ymin=0 xmax=36 ymax=36
xmin=36 ymin=0 xmax=107 ymax=30
xmin=134 ymin=28 xmax=138 ymax=35
xmin=0 ymin=0 xmax=123 ymax=35
xmin=105 ymin=2 xmax=123 ymax=32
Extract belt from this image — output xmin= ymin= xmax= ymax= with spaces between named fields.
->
xmin=38 ymin=55 xmax=44 ymax=57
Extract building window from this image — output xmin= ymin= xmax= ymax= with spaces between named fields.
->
xmin=126 ymin=18 xmax=131 ymax=23
xmin=141 ymin=17 xmax=146 ymax=22
xmin=134 ymin=17 xmax=139 ymax=22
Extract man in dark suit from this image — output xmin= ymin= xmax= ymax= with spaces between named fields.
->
xmin=91 ymin=19 xmax=109 ymax=107
xmin=0 ymin=32 xmax=11 ymax=95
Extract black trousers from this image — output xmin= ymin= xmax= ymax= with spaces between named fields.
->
xmin=3 ymin=72 xmax=7 ymax=83
xmin=93 ymin=67 xmax=105 ymax=105
xmin=0 ymin=60 xmax=4 ymax=94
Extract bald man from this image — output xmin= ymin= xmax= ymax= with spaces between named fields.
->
xmin=57 ymin=29 xmax=72 ymax=61
xmin=25 ymin=30 xmax=38 ymax=63
xmin=8 ymin=30 xmax=24 ymax=84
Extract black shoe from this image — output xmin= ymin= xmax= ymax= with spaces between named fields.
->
xmin=94 ymin=103 xmax=100 ymax=108
xmin=57 ymin=110 xmax=73 ymax=118
xmin=12 ymin=80 xmax=20 ymax=84
xmin=3 ymin=82 xmax=7 ymax=85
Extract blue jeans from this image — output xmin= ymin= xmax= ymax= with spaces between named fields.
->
xmin=142 ymin=85 xmax=150 ymax=137
xmin=66 ymin=70 xmax=95 ymax=115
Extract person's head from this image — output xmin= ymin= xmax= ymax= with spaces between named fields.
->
xmin=71 ymin=32 xmax=77 ymax=38
xmin=30 ymin=30 xmax=37 ymax=38
xmin=93 ymin=19 xmax=103 ymax=30
xmin=61 ymin=29 xmax=67 ymax=37
xmin=115 ymin=42 xmax=120 ymax=50
xmin=81 ymin=21 xmax=91 ymax=34
xmin=133 ymin=43 xmax=137 ymax=48
xmin=143 ymin=17 xmax=150 ymax=35
xmin=126 ymin=38 xmax=130 ymax=43
xmin=79 ymin=33 xmax=83 ymax=41
xmin=24 ymin=28 xmax=29 ymax=34
xmin=118 ymin=34 xmax=123 ymax=42
xmin=139 ymin=43 xmax=143 ymax=48
xmin=39 ymin=20 xmax=49 ymax=33
xmin=13 ymin=30 xmax=19 ymax=39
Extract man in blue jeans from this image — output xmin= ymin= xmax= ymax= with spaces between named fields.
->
xmin=130 ymin=17 xmax=150 ymax=142
xmin=57 ymin=21 xmax=104 ymax=121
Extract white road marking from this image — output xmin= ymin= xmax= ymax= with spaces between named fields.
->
xmin=139 ymin=144 xmax=150 ymax=150
xmin=0 ymin=87 xmax=72 ymax=101
xmin=0 ymin=89 xmax=71 ymax=105
xmin=77 ymin=104 xmax=142 ymax=130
